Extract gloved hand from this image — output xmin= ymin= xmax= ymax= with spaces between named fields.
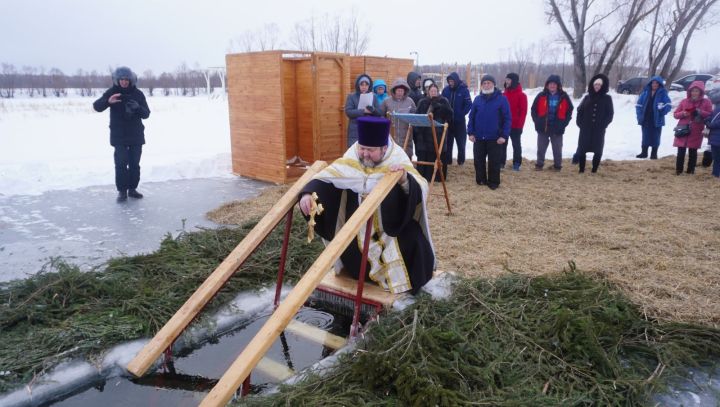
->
xmin=125 ymin=99 xmax=140 ymax=112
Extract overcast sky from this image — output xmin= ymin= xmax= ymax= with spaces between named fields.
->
xmin=2 ymin=0 xmax=718 ymax=76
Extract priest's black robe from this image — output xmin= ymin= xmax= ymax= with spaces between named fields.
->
xmin=300 ymin=176 xmax=434 ymax=295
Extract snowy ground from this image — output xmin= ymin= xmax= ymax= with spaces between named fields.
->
xmin=0 ymin=88 xmax=697 ymax=198
xmin=0 ymin=92 xmax=233 ymax=197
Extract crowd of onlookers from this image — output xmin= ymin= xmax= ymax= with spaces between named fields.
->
xmin=345 ymin=70 xmax=720 ymax=189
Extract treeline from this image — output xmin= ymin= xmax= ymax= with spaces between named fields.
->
xmin=0 ymin=63 xmax=225 ymax=98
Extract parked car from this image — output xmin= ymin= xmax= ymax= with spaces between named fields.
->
xmin=705 ymin=74 xmax=720 ymax=91
xmin=616 ymin=77 xmax=647 ymax=94
xmin=670 ymin=74 xmax=715 ymax=91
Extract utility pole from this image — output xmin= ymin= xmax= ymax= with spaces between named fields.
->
xmin=410 ymin=51 xmax=419 ymax=69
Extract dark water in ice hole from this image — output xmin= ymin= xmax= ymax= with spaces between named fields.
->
xmin=43 ymin=304 xmax=361 ymax=407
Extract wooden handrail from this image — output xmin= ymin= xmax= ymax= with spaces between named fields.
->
xmin=126 ymin=160 xmax=328 ymax=378
xmin=199 ymin=171 xmax=403 ymax=407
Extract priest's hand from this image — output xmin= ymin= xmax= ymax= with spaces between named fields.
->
xmin=299 ymin=193 xmax=312 ymax=216
xmin=389 ymin=164 xmax=408 ymax=185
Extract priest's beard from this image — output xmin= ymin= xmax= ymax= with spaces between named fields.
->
xmin=359 ymin=157 xmax=381 ymax=168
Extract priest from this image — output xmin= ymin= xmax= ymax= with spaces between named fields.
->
xmin=298 ymin=116 xmax=435 ymax=295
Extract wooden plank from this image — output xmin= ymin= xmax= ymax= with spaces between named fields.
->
xmin=318 ymin=269 xmax=397 ymax=307
xmin=319 ymin=269 xmax=447 ymax=309
xmin=126 ymin=161 xmax=329 ymax=378
xmin=296 ymin=60 xmax=314 ymax=162
xmin=255 ymin=357 xmax=294 ymax=382
xmin=199 ymin=171 xmax=403 ymax=407
xmin=283 ymin=61 xmax=299 ymax=160
xmin=285 ymin=320 xmax=347 ymax=350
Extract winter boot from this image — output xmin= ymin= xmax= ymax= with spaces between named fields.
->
xmin=128 ymin=189 xmax=144 ymax=199
xmin=702 ymin=150 xmax=713 ymax=167
xmin=512 ymin=163 xmax=521 ymax=171
xmin=650 ymin=146 xmax=658 ymax=160
xmin=636 ymin=146 xmax=649 ymax=159
xmin=117 ymin=190 xmax=128 ymax=203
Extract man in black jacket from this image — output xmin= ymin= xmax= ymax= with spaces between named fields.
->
xmin=93 ymin=67 xmax=151 ymax=202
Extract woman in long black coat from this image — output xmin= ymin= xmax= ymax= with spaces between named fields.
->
xmin=414 ymin=83 xmax=453 ymax=181
xmin=576 ymin=73 xmax=614 ymax=173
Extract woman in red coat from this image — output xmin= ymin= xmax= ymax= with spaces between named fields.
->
xmin=502 ymin=73 xmax=528 ymax=171
xmin=672 ymin=80 xmax=713 ymax=174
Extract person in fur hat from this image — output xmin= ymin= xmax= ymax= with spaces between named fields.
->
xmin=93 ymin=66 xmax=151 ymax=202
xmin=575 ymin=74 xmax=614 ymax=173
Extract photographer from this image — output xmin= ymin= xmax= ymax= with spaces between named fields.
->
xmin=344 ymin=74 xmax=382 ymax=147
xmin=93 ymin=66 xmax=151 ymax=202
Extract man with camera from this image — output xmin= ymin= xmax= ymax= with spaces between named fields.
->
xmin=93 ymin=66 xmax=151 ymax=202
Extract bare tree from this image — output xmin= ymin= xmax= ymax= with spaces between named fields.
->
xmin=612 ymin=39 xmax=646 ymax=82
xmin=343 ymin=8 xmax=370 ymax=55
xmin=158 ymin=72 xmax=173 ymax=96
xmin=589 ymin=0 xmax=658 ymax=77
xmin=142 ymin=69 xmax=155 ymax=96
xmin=547 ymin=0 xmax=626 ymax=97
xmin=48 ymin=68 xmax=66 ymax=97
xmin=289 ymin=9 xmax=370 ymax=55
xmin=290 ymin=14 xmax=322 ymax=52
xmin=511 ymin=43 xmax=536 ymax=80
xmin=229 ymin=23 xmax=282 ymax=53
xmin=646 ymin=0 xmax=719 ymax=80
xmin=1 ymin=63 xmax=18 ymax=98
xmin=22 ymin=66 xmax=37 ymax=97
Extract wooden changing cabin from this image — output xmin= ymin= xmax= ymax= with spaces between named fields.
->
xmin=226 ymin=51 xmax=414 ymax=184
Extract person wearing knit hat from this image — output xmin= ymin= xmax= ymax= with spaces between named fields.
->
xmin=502 ymin=72 xmax=528 ymax=171
xmin=93 ymin=66 xmax=151 ymax=203
xmin=480 ymin=74 xmax=496 ymax=86
xmin=297 ymin=115 xmax=435 ymax=295
xmin=345 ymin=73 xmax=383 ymax=147
xmin=467 ymin=75 xmax=511 ymax=189
xmin=530 ymin=74 xmax=574 ymax=171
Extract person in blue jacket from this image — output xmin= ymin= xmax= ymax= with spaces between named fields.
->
xmin=441 ymin=71 xmax=473 ymax=167
xmin=467 ymin=75 xmax=511 ymax=190
xmin=635 ymin=76 xmax=672 ymax=159
xmin=373 ymin=79 xmax=389 ymax=105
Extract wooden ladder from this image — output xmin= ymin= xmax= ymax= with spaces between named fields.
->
xmin=198 ymin=172 xmax=402 ymax=407
xmin=126 ymin=161 xmax=328 ymax=378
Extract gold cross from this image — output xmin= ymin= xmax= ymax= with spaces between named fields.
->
xmin=307 ymin=192 xmax=324 ymax=243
